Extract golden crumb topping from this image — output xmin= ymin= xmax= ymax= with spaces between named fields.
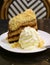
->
xmin=9 ymin=9 xmax=36 ymax=31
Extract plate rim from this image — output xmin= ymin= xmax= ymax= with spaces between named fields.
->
xmin=0 ymin=30 xmax=50 ymax=53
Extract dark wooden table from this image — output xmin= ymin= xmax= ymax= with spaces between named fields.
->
xmin=0 ymin=19 xmax=50 ymax=65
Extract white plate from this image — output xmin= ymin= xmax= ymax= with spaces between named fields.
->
xmin=0 ymin=30 xmax=50 ymax=53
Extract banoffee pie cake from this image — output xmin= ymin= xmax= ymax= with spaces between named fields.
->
xmin=8 ymin=9 xmax=38 ymax=43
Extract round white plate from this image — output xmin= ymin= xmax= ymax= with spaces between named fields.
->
xmin=0 ymin=30 xmax=50 ymax=53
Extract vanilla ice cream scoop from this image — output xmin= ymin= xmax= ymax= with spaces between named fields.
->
xmin=19 ymin=26 xmax=43 ymax=49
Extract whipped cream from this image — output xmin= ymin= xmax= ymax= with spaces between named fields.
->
xmin=19 ymin=26 xmax=43 ymax=49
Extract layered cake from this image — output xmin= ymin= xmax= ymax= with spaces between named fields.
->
xmin=8 ymin=9 xmax=38 ymax=43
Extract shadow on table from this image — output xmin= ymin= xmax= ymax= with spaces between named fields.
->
xmin=0 ymin=47 xmax=50 ymax=65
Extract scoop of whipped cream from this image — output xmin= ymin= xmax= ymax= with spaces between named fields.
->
xmin=19 ymin=26 xmax=43 ymax=50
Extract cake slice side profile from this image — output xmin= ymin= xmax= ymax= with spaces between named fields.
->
xmin=8 ymin=9 xmax=38 ymax=43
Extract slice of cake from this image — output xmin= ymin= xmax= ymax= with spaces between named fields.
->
xmin=8 ymin=9 xmax=38 ymax=43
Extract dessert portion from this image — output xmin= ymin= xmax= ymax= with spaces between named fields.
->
xmin=8 ymin=9 xmax=38 ymax=43
xmin=19 ymin=26 xmax=44 ymax=49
